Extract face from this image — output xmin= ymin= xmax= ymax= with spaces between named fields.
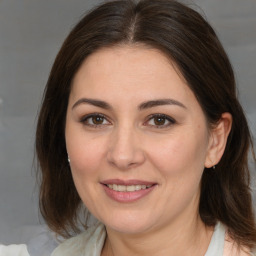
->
xmin=65 ymin=45 xmax=212 ymax=234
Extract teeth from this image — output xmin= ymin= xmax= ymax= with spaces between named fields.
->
xmin=127 ymin=185 xmax=135 ymax=192
xmin=106 ymin=184 xmax=153 ymax=192
xmin=135 ymin=185 xmax=141 ymax=191
xmin=118 ymin=185 xmax=126 ymax=192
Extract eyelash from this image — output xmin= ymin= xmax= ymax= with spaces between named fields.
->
xmin=80 ymin=113 xmax=176 ymax=129
xmin=80 ymin=113 xmax=111 ymax=128
xmin=144 ymin=114 xmax=176 ymax=128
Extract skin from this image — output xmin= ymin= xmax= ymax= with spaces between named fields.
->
xmin=65 ymin=45 xmax=232 ymax=256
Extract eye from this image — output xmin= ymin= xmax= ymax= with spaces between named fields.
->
xmin=80 ymin=113 xmax=111 ymax=127
xmin=145 ymin=114 xmax=176 ymax=128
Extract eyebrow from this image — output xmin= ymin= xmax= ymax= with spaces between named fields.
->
xmin=72 ymin=98 xmax=186 ymax=111
xmin=72 ymin=98 xmax=112 ymax=110
xmin=138 ymin=99 xmax=186 ymax=110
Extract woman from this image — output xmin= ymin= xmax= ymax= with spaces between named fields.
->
xmin=1 ymin=0 xmax=255 ymax=255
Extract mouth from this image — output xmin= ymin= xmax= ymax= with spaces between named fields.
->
xmin=100 ymin=179 xmax=157 ymax=202
xmin=104 ymin=184 xmax=154 ymax=192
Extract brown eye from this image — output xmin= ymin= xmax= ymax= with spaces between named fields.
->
xmin=146 ymin=114 xmax=176 ymax=128
xmin=92 ymin=116 xmax=104 ymax=125
xmin=81 ymin=113 xmax=110 ymax=127
xmin=153 ymin=116 xmax=166 ymax=126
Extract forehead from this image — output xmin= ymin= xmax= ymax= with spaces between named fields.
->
xmin=69 ymin=45 xmax=208 ymax=130
xmin=71 ymin=45 xmax=191 ymax=100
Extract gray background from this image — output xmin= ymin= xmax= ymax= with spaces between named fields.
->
xmin=0 ymin=0 xmax=255 ymax=244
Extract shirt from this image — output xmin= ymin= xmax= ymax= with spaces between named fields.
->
xmin=0 ymin=221 xmax=255 ymax=256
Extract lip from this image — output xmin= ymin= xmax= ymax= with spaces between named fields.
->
xmin=100 ymin=179 xmax=157 ymax=203
xmin=101 ymin=179 xmax=156 ymax=186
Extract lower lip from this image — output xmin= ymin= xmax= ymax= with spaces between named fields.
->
xmin=102 ymin=184 xmax=156 ymax=203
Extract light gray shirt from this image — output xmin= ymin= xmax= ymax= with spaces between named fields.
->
xmin=1 ymin=221 xmax=254 ymax=256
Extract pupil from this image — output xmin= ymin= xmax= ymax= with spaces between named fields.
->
xmin=93 ymin=116 xmax=103 ymax=124
xmin=154 ymin=117 xmax=165 ymax=125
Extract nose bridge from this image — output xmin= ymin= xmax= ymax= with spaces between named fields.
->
xmin=107 ymin=123 xmax=145 ymax=169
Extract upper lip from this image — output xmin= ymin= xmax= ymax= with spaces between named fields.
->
xmin=101 ymin=179 xmax=157 ymax=186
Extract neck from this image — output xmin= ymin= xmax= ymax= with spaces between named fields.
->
xmin=102 ymin=215 xmax=214 ymax=256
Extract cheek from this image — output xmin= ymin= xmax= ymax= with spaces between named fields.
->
xmin=66 ymin=133 xmax=107 ymax=207
xmin=66 ymin=129 xmax=107 ymax=178
xmin=146 ymin=129 xmax=208 ymax=179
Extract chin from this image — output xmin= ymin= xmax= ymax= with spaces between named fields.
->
xmin=108 ymin=222 xmax=151 ymax=234
xmin=101 ymin=212 xmax=157 ymax=234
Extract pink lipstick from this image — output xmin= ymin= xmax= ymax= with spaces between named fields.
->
xmin=101 ymin=179 xmax=157 ymax=203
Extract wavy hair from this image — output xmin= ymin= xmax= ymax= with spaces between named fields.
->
xmin=36 ymin=0 xmax=256 ymax=249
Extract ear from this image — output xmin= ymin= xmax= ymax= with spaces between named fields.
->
xmin=205 ymin=112 xmax=232 ymax=168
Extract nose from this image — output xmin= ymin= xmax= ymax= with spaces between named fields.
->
xmin=107 ymin=126 xmax=145 ymax=170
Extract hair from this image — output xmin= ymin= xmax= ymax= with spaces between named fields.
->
xmin=36 ymin=0 xmax=256 ymax=249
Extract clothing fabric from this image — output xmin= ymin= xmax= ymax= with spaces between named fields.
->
xmin=205 ymin=222 xmax=225 ymax=256
xmin=0 ymin=244 xmax=29 ymax=256
xmin=1 ymin=221 xmax=255 ymax=256
xmin=51 ymin=222 xmax=105 ymax=256
xmin=50 ymin=221 xmax=230 ymax=256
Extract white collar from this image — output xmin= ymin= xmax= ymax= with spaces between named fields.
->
xmin=51 ymin=222 xmax=105 ymax=256
xmin=205 ymin=222 xmax=226 ymax=256
xmin=51 ymin=221 xmax=225 ymax=256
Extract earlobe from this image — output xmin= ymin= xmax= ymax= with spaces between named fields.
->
xmin=205 ymin=112 xmax=232 ymax=168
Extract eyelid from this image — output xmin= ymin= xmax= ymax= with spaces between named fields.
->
xmin=79 ymin=112 xmax=176 ymax=129
xmin=144 ymin=113 xmax=176 ymax=128
xmin=80 ymin=113 xmax=112 ymax=127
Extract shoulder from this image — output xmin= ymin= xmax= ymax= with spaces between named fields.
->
xmin=0 ymin=244 xmax=30 ymax=256
xmin=51 ymin=222 xmax=106 ymax=256
xmin=223 ymin=233 xmax=255 ymax=256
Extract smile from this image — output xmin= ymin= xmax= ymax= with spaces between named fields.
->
xmin=106 ymin=184 xmax=153 ymax=192
xmin=101 ymin=179 xmax=157 ymax=203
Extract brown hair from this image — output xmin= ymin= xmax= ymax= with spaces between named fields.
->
xmin=36 ymin=0 xmax=256 ymax=249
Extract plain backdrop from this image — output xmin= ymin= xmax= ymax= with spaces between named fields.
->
xmin=0 ymin=0 xmax=255 ymax=244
